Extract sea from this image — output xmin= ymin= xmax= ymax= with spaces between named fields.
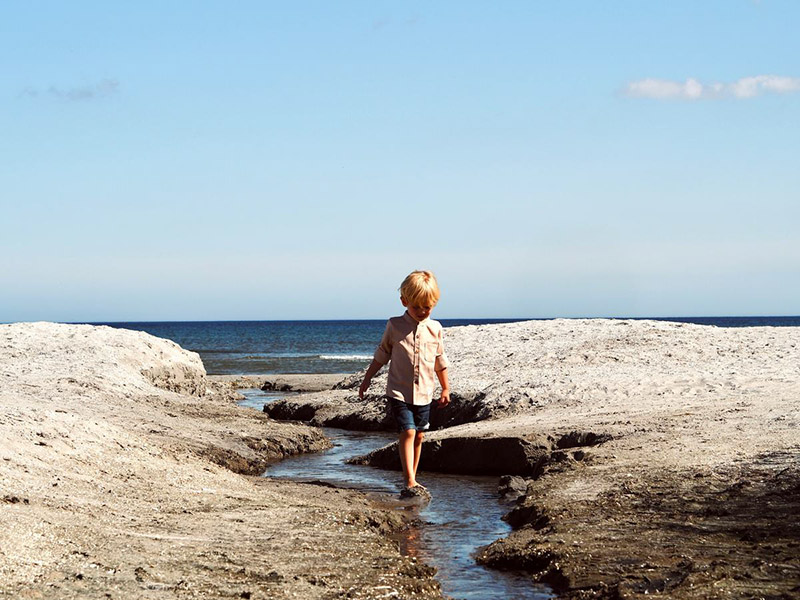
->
xmin=88 ymin=316 xmax=800 ymax=376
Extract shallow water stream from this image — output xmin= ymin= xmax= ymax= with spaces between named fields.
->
xmin=240 ymin=389 xmax=552 ymax=600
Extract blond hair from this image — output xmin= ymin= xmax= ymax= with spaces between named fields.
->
xmin=399 ymin=270 xmax=440 ymax=307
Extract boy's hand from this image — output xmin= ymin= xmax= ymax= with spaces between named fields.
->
xmin=359 ymin=359 xmax=383 ymax=400
xmin=437 ymin=389 xmax=451 ymax=407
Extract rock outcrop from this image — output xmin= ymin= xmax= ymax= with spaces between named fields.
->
xmin=262 ymin=318 xmax=800 ymax=598
xmin=0 ymin=323 xmax=441 ymax=599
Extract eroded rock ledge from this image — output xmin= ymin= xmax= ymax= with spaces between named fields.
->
xmin=348 ymin=430 xmax=609 ymax=477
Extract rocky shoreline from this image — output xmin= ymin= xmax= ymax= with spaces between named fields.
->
xmin=4 ymin=319 xmax=798 ymax=599
xmin=263 ymin=318 xmax=800 ymax=599
xmin=0 ymin=323 xmax=441 ymax=599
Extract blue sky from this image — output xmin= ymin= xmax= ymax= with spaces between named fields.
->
xmin=2 ymin=1 xmax=798 ymax=321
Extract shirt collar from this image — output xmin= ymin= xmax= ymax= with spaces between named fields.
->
xmin=403 ymin=310 xmax=429 ymax=326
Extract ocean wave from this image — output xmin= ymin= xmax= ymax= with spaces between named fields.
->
xmin=236 ymin=353 xmax=319 ymax=359
xmin=213 ymin=352 xmax=372 ymax=361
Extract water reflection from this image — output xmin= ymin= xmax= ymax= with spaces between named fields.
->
xmin=240 ymin=389 xmax=552 ymax=600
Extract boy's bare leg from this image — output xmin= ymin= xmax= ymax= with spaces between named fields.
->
xmin=412 ymin=431 xmax=424 ymax=483
xmin=398 ymin=429 xmax=417 ymax=487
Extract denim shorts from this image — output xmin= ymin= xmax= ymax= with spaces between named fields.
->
xmin=389 ymin=398 xmax=431 ymax=433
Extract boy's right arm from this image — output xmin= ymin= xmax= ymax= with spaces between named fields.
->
xmin=360 ymin=321 xmax=392 ymax=399
xmin=358 ymin=359 xmax=385 ymax=399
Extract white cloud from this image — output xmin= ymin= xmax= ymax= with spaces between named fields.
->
xmin=21 ymin=78 xmax=119 ymax=101
xmin=624 ymin=75 xmax=800 ymax=100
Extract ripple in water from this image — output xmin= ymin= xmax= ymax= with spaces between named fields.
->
xmin=239 ymin=389 xmax=552 ymax=600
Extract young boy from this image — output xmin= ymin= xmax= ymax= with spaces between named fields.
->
xmin=358 ymin=270 xmax=450 ymax=496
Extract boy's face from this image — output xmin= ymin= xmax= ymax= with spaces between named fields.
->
xmin=401 ymin=297 xmax=435 ymax=322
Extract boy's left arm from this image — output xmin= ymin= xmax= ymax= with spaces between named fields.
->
xmin=436 ymin=368 xmax=450 ymax=407
xmin=434 ymin=326 xmax=450 ymax=407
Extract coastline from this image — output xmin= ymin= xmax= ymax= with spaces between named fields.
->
xmin=0 ymin=323 xmax=441 ymax=599
xmin=4 ymin=319 xmax=798 ymax=598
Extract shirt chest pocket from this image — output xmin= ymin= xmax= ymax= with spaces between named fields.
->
xmin=422 ymin=341 xmax=438 ymax=363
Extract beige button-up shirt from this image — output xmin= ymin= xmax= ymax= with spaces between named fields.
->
xmin=373 ymin=311 xmax=450 ymax=406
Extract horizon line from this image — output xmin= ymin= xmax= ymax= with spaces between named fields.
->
xmin=1 ymin=314 xmax=797 ymax=326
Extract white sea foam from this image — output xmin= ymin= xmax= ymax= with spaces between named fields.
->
xmin=238 ymin=352 xmax=371 ymax=361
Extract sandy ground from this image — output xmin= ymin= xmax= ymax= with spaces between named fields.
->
xmin=268 ymin=318 xmax=800 ymax=598
xmin=0 ymin=323 xmax=441 ymax=599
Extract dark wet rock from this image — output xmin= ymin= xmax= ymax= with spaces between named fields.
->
xmin=261 ymin=381 xmax=293 ymax=392
xmin=539 ymin=448 xmax=588 ymax=476
xmin=476 ymin=532 xmax=563 ymax=583
xmin=399 ymin=485 xmax=432 ymax=502
xmin=503 ymin=498 xmax=550 ymax=530
xmin=497 ymin=475 xmax=529 ymax=502
xmin=2 ymin=495 xmax=30 ymax=505
xmin=263 ymin=399 xmax=320 ymax=422
xmin=555 ymin=431 xmax=613 ymax=449
xmin=264 ymin=392 xmax=394 ymax=431
xmin=429 ymin=391 xmax=494 ymax=428
xmin=399 ymin=560 xmax=437 ymax=579
xmin=322 ymin=407 xmax=394 ymax=431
